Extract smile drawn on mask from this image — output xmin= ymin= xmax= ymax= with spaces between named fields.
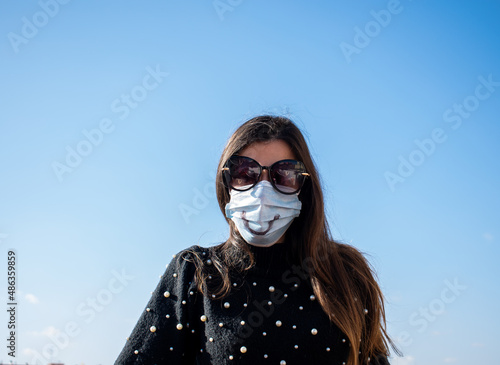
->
xmin=241 ymin=211 xmax=280 ymax=236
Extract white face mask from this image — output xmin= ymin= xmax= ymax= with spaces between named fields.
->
xmin=225 ymin=180 xmax=302 ymax=247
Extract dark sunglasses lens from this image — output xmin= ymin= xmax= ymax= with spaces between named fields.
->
xmin=227 ymin=156 xmax=260 ymax=190
xmin=271 ymin=160 xmax=306 ymax=193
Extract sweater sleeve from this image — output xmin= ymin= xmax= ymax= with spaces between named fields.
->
xmin=115 ymin=246 xmax=201 ymax=364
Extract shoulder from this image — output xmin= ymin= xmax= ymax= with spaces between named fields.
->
xmin=147 ymin=245 xmax=218 ymax=307
xmin=164 ymin=244 xmax=221 ymax=274
xmin=169 ymin=244 xmax=218 ymax=262
xmin=335 ymin=242 xmax=374 ymax=274
xmin=177 ymin=244 xmax=216 ymax=257
xmin=329 ymin=241 xmax=380 ymax=301
xmin=115 ymin=245 xmax=222 ymax=363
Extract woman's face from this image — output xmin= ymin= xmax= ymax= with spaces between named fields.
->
xmin=237 ymin=139 xmax=296 ymax=184
xmin=236 ymin=140 xmax=297 ymax=244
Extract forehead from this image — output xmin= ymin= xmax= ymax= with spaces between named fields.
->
xmin=238 ymin=140 xmax=296 ymax=166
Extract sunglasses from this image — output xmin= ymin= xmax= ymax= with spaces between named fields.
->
xmin=222 ymin=155 xmax=310 ymax=194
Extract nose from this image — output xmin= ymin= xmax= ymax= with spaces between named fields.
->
xmin=259 ymin=168 xmax=272 ymax=183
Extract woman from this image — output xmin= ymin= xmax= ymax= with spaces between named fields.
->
xmin=116 ymin=115 xmax=395 ymax=364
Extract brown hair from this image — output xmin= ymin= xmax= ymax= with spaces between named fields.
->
xmin=192 ymin=115 xmax=396 ymax=365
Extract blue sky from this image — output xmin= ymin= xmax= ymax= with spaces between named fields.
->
xmin=1 ymin=1 xmax=499 ymax=364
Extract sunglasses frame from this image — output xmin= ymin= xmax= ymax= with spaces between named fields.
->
xmin=222 ymin=155 xmax=310 ymax=195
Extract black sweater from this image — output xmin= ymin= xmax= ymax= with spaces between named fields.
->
xmin=115 ymin=243 xmax=390 ymax=365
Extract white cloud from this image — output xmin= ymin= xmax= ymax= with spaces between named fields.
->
xmin=29 ymin=325 xmax=61 ymax=337
xmin=25 ymin=293 xmax=39 ymax=304
xmin=387 ymin=293 xmax=404 ymax=303
xmin=483 ymin=232 xmax=494 ymax=241
xmin=24 ymin=347 xmax=38 ymax=356
xmin=444 ymin=358 xmax=457 ymax=363
xmin=41 ymin=326 xmax=60 ymax=337
xmin=391 ymin=355 xmax=416 ymax=365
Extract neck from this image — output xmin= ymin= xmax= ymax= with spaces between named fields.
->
xmin=248 ymin=242 xmax=294 ymax=271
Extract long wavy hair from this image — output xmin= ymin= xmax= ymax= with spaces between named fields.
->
xmin=192 ymin=115 xmax=396 ymax=365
